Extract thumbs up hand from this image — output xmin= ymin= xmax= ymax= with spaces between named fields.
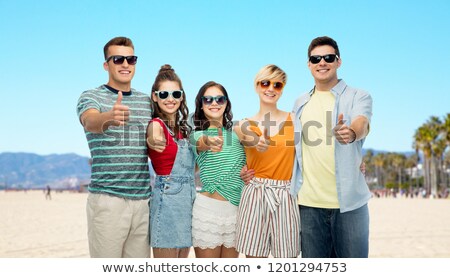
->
xmin=149 ymin=124 xmax=167 ymax=153
xmin=255 ymin=127 xmax=270 ymax=152
xmin=112 ymin=91 xmax=130 ymax=126
xmin=333 ymin=113 xmax=356 ymax=144
xmin=206 ymin=127 xmax=224 ymax=153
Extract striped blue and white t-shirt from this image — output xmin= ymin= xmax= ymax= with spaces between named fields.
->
xmin=77 ymin=85 xmax=152 ymax=199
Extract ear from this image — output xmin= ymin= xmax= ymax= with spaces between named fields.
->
xmin=152 ymin=92 xmax=158 ymax=102
xmin=337 ymin=57 xmax=342 ymax=68
xmin=103 ymin=61 xmax=109 ymax=71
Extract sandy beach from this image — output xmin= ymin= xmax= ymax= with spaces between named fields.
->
xmin=1 ymin=190 xmax=449 ymax=258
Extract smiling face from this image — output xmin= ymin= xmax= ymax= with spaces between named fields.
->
xmin=103 ymin=45 xmax=136 ymax=91
xmin=152 ymin=81 xmax=182 ymax=120
xmin=308 ymin=44 xmax=341 ymax=90
xmin=202 ymin=86 xmax=227 ymax=127
xmin=256 ymin=79 xmax=284 ymax=104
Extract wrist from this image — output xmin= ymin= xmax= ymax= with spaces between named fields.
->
xmin=348 ymin=128 xmax=357 ymax=143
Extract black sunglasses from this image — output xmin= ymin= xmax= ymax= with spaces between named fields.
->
xmin=309 ymin=54 xmax=339 ymax=64
xmin=201 ymin=95 xmax=227 ymax=106
xmin=259 ymin=80 xmax=285 ymax=92
xmin=155 ymin=90 xmax=183 ymax=99
xmin=106 ymin=55 xmax=138 ymax=65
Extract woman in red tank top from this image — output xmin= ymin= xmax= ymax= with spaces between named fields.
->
xmin=146 ymin=64 xmax=194 ymax=258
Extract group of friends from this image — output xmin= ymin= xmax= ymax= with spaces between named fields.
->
xmin=76 ymin=35 xmax=373 ymax=258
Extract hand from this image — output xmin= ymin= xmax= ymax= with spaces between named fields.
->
xmin=255 ymin=128 xmax=270 ymax=152
xmin=240 ymin=165 xmax=255 ymax=185
xmin=111 ymin=91 xmax=130 ymax=126
xmin=150 ymin=124 xmax=167 ymax=153
xmin=333 ymin=114 xmax=356 ymax=144
xmin=206 ymin=128 xmax=224 ymax=152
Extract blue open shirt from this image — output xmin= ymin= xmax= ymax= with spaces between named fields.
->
xmin=290 ymin=79 xmax=373 ymax=213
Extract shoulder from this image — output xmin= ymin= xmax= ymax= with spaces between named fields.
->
xmin=338 ymin=80 xmax=371 ymax=99
xmin=79 ymin=86 xmax=108 ymax=98
xmin=150 ymin=118 xmax=164 ymax=126
xmin=233 ymin=118 xmax=254 ymax=132
xmin=130 ymin=89 xmax=151 ymax=100
xmin=343 ymin=86 xmax=372 ymax=106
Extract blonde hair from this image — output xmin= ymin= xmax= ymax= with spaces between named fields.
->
xmin=254 ymin=64 xmax=287 ymax=88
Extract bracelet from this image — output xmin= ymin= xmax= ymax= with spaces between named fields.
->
xmin=348 ymin=128 xmax=357 ymax=144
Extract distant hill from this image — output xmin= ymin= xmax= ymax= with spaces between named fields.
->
xmin=0 ymin=149 xmax=418 ymax=190
xmin=363 ymin=149 xmax=416 ymax=157
xmin=0 ymin=152 xmax=91 ymax=189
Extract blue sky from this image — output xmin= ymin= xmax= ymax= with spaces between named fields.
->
xmin=1 ymin=0 xmax=449 ymax=157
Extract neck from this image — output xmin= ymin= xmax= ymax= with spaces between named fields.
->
xmin=257 ymin=102 xmax=279 ymax=118
xmin=255 ymin=103 xmax=282 ymax=123
xmin=107 ymin=81 xmax=131 ymax=92
xmin=314 ymin=78 xmax=339 ymax=91
xmin=167 ymin=114 xmax=176 ymax=125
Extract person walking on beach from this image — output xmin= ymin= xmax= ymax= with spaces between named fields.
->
xmin=190 ymin=81 xmax=246 ymax=258
xmin=45 ymin=185 xmax=51 ymax=200
xmin=234 ymin=65 xmax=301 ymax=258
xmin=146 ymin=64 xmax=195 ymax=258
xmin=291 ymin=36 xmax=373 ymax=258
xmin=76 ymin=36 xmax=152 ymax=258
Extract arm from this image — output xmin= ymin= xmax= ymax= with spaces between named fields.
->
xmin=196 ymin=128 xmax=224 ymax=153
xmin=350 ymin=115 xmax=370 ymax=141
xmin=233 ymin=120 xmax=268 ymax=150
xmin=334 ymin=114 xmax=369 ymax=144
xmin=146 ymin=120 xmax=167 ymax=153
xmin=80 ymin=91 xmax=129 ymax=134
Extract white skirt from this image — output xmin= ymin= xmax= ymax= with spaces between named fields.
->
xmin=192 ymin=193 xmax=238 ymax=249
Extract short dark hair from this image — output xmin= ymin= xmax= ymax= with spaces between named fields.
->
xmin=103 ymin=37 xmax=134 ymax=60
xmin=307 ymin=36 xmax=340 ymax=58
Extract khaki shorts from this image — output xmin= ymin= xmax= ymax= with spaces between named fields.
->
xmin=87 ymin=193 xmax=150 ymax=258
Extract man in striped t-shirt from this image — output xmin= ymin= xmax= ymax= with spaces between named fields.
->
xmin=76 ymin=37 xmax=152 ymax=258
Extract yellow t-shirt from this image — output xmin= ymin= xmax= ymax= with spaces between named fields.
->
xmin=298 ymin=90 xmax=339 ymax=208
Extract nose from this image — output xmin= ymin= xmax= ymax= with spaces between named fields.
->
xmin=318 ymin=57 xmax=327 ymax=65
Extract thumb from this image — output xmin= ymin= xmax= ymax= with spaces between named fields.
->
xmin=337 ymin=113 xmax=344 ymax=125
xmin=217 ymin=127 xmax=223 ymax=137
xmin=116 ymin=91 xmax=123 ymax=105
xmin=263 ymin=128 xmax=269 ymax=140
xmin=159 ymin=124 xmax=166 ymax=140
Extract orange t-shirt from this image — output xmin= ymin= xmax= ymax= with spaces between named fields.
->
xmin=244 ymin=114 xmax=295 ymax=180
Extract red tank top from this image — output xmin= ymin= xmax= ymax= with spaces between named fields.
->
xmin=147 ymin=118 xmax=183 ymax=175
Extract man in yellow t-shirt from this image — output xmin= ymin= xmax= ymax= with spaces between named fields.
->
xmin=291 ymin=36 xmax=372 ymax=258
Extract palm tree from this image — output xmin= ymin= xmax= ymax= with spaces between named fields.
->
xmin=405 ymin=153 xmax=419 ymax=192
xmin=391 ymin=153 xmax=406 ymax=187
xmin=363 ymin=149 xmax=375 ymax=186
xmin=413 ymin=116 xmax=442 ymax=197
xmin=373 ymin=153 xmax=386 ymax=188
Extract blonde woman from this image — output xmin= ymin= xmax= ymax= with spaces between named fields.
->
xmin=234 ymin=65 xmax=300 ymax=258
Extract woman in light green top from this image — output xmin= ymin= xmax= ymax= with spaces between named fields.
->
xmin=190 ymin=81 xmax=246 ymax=258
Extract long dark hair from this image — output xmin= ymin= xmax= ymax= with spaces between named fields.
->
xmin=193 ymin=81 xmax=233 ymax=131
xmin=150 ymin=64 xmax=191 ymax=138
